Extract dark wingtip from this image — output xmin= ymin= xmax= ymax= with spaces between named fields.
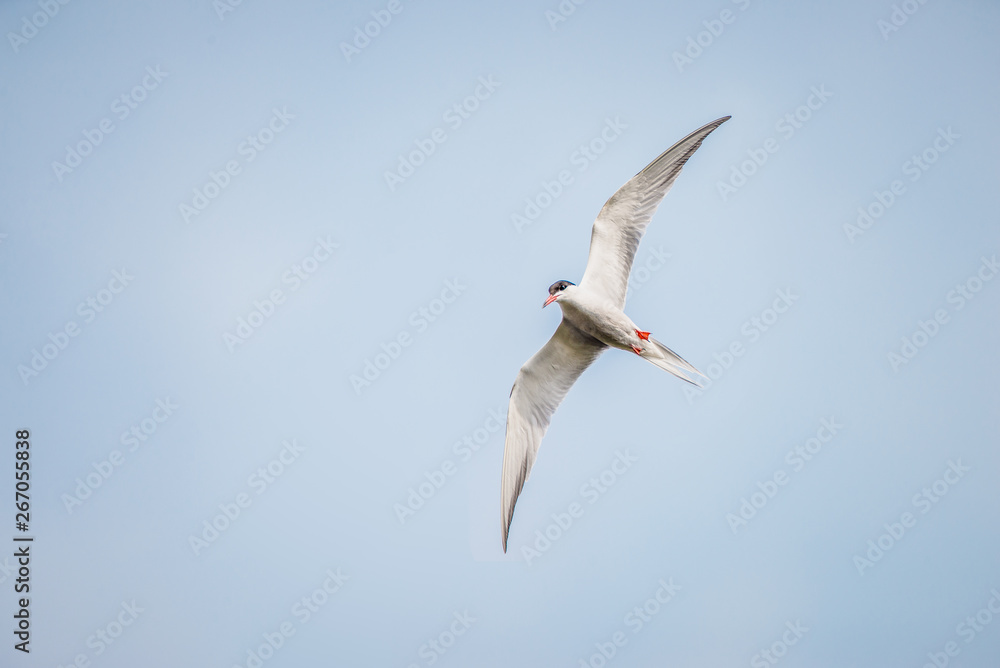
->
xmin=708 ymin=115 xmax=731 ymax=129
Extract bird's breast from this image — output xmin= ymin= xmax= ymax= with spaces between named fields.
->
xmin=559 ymin=298 xmax=636 ymax=351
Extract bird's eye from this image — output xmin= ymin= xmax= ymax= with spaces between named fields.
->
xmin=559 ymin=284 xmax=566 ymax=290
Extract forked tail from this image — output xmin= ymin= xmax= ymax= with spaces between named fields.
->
xmin=641 ymin=337 xmax=705 ymax=387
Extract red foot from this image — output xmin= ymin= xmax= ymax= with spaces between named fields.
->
xmin=635 ymin=330 xmax=650 ymax=341
xmin=631 ymin=345 xmax=643 ymax=355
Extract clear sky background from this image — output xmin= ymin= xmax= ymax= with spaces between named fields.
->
xmin=2 ymin=1 xmax=999 ymax=666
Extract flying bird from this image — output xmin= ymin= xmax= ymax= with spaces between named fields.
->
xmin=500 ymin=116 xmax=730 ymax=552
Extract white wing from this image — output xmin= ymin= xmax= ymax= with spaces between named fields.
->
xmin=579 ymin=116 xmax=730 ymax=309
xmin=501 ymin=319 xmax=606 ymax=552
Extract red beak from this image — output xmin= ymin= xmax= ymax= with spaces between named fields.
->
xmin=543 ymin=294 xmax=558 ymax=307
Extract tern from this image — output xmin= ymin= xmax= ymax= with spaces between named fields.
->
xmin=500 ymin=116 xmax=730 ymax=552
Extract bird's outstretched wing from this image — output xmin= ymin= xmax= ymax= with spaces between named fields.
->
xmin=579 ymin=116 xmax=730 ymax=310
xmin=501 ymin=319 xmax=606 ymax=552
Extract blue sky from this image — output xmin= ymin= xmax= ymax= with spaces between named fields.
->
xmin=1 ymin=1 xmax=999 ymax=666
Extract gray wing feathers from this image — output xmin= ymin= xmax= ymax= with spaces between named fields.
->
xmin=579 ymin=116 xmax=730 ymax=309
xmin=500 ymin=320 xmax=606 ymax=551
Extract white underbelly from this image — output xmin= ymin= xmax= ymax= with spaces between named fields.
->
xmin=560 ymin=300 xmax=636 ymax=350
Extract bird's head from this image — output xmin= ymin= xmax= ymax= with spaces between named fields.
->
xmin=543 ymin=280 xmax=575 ymax=307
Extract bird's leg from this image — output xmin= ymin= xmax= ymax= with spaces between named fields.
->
xmin=635 ymin=329 xmax=650 ymax=341
xmin=631 ymin=344 xmax=643 ymax=355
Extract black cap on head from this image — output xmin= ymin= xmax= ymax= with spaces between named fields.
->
xmin=547 ymin=280 xmax=575 ymax=295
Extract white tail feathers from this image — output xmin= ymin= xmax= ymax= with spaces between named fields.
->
xmin=641 ymin=337 xmax=705 ymax=387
